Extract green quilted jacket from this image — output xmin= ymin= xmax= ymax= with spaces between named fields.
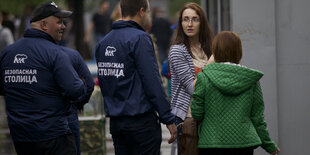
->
xmin=191 ymin=63 xmax=278 ymax=154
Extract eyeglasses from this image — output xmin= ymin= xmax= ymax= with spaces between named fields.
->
xmin=182 ymin=17 xmax=200 ymax=24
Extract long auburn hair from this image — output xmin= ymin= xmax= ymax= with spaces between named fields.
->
xmin=171 ymin=2 xmax=213 ymax=59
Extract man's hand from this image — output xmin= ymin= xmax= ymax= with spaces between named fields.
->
xmin=166 ymin=123 xmax=177 ymax=144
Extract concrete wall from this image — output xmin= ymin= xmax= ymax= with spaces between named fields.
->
xmin=231 ymin=1 xmax=278 ymax=154
xmin=276 ymin=0 xmax=310 ymax=154
xmin=231 ymin=0 xmax=310 ymax=154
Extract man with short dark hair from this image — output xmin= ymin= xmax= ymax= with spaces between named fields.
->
xmin=0 ymin=1 xmax=86 ymax=154
xmin=95 ymin=0 xmax=177 ymax=154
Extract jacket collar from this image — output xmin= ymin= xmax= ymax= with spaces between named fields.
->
xmin=24 ymin=28 xmax=56 ymax=44
xmin=112 ymin=20 xmax=145 ymax=32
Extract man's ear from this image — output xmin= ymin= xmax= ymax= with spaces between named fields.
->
xmin=138 ymin=8 xmax=144 ymax=17
xmin=40 ymin=20 xmax=48 ymax=31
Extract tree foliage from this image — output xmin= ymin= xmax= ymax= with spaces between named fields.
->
xmin=0 ymin=0 xmax=64 ymax=15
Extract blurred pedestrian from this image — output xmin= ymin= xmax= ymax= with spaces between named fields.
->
xmin=85 ymin=0 xmax=112 ymax=43
xmin=59 ymin=5 xmax=74 ymax=47
xmin=150 ymin=7 xmax=172 ymax=64
xmin=17 ymin=5 xmax=33 ymax=39
xmin=110 ymin=2 xmax=122 ymax=22
xmin=95 ymin=0 xmax=177 ymax=154
xmin=0 ymin=1 xmax=87 ymax=154
xmin=191 ymin=31 xmax=281 ymax=155
xmin=168 ymin=2 xmax=213 ymax=155
xmin=1 ymin=11 xmax=15 ymax=39
xmin=0 ymin=12 xmax=14 ymax=52
xmin=141 ymin=10 xmax=163 ymax=75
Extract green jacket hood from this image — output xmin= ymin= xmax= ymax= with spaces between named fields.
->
xmin=203 ymin=63 xmax=263 ymax=95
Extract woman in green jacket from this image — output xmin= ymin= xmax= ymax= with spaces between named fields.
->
xmin=191 ymin=31 xmax=280 ymax=155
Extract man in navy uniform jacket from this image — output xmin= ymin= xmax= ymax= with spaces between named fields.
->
xmin=0 ymin=1 xmax=86 ymax=154
xmin=63 ymin=46 xmax=95 ymax=155
xmin=95 ymin=0 xmax=177 ymax=154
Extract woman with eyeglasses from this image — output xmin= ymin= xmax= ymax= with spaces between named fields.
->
xmin=168 ymin=2 xmax=213 ymax=155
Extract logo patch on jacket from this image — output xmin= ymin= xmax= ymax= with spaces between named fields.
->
xmin=13 ymin=54 xmax=28 ymax=64
xmin=105 ymin=46 xmax=116 ymax=56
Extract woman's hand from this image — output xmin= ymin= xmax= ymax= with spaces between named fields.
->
xmin=272 ymin=148 xmax=280 ymax=155
xmin=193 ymin=78 xmax=197 ymax=87
xmin=207 ymin=54 xmax=215 ymax=65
